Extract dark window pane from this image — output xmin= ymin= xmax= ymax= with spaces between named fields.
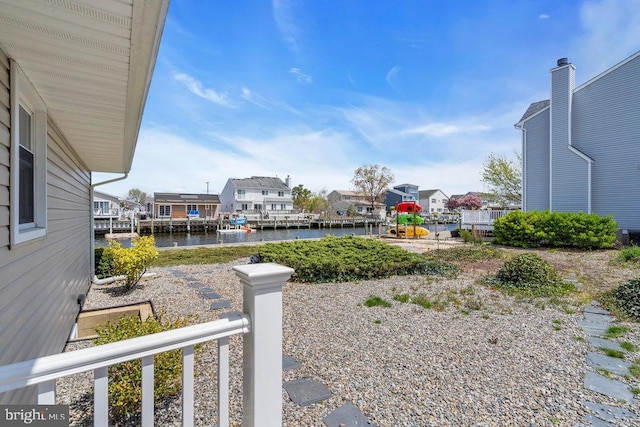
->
xmin=19 ymin=146 xmax=34 ymax=224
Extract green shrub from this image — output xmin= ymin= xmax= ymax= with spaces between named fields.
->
xmin=104 ymin=236 xmax=159 ymax=289
xmin=365 ymin=296 xmax=392 ymax=308
xmin=95 ymin=247 xmax=114 ymax=279
xmin=612 ymin=278 xmax=640 ymax=320
xmin=94 ymin=314 xmax=189 ymax=421
xmin=459 ymin=229 xmax=484 ymax=244
xmin=489 ymin=253 xmax=575 ymax=297
xmin=256 ymin=235 xmax=458 ymax=283
xmin=493 ymin=210 xmax=617 ymax=249
xmin=612 ymin=246 xmax=640 ymax=265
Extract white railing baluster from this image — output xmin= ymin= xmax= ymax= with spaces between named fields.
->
xmin=141 ymin=355 xmax=154 ymax=427
xmin=182 ymin=345 xmax=194 ymax=427
xmin=218 ymin=336 xmax=230 ymax=427
xmin=94 ymin=366 xmax=109 ymax=427
xmin=37 ymin=380 xmax=55 ymax=404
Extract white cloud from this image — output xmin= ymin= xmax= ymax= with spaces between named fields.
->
xmin=273 ymin=0 xmax=300 ymax=53
xmin=539 ymin=14 xmax=550 ymax=19
xmin=288 ymin=67 xmax=313 ymax=83
xmin=385 ymin=66 xmax=401 ymax=92
xmin=403 ymin=123 xmax=491 ymax=137
xmin=576 ymin=0 xmax=640 ymax=77
xmin=173 ymin=73 xmax=235 ymax=108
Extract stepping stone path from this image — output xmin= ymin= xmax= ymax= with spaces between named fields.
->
xmin=169 ymin=267 xmax=375 ymax=425
xmin=579 ymin=302 xmax=639 ymax=426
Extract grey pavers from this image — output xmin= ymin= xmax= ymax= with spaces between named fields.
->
xmin=209 ymin=299 xmax=231 ymax=310
xmin=219 ymin=311 xmax=242 ymax=321
xmin=168 ymin=269 xmax=186 ymax=276
xmin=584 ymin=304 xmax=611 ymax=315
xmin=283 ymin=378 xmax=332 ymax=406
xmin=588 ymin=336 xmax=625 ymax=352
xmin=584 ymin=401 xmax=638 ymax=424
xmin=323 ymin=402 xmax=375 ymax=426
xmin=584 ymin=310 xmax=613 ymax=323
xmin=187 ymin=282 xmax=205 ymax=289
xmin=184 ymin=276 xmax=199 ymax=282
xmin=578 ymin=320 xmax=610 ymax=336
xmin=199 ymin=287 xmax=214 ymax=292
xmin=587 ymin=352 xmax=632 ymax=376
xmin=582 ymin=415 xmax=613 ymax=426
xmin=202 ymin=291 xmax=221 ymax=299
xmin=584 ymin=372 xmax=636 ymax=403
xmin=282 ymin=354 xmax=301 ymax=371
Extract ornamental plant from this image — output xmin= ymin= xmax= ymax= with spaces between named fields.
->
xmin=105 ymin=236 xmax=159 ymax=290
xmin=613 ymin=278 xmax=640 ymax=321
xmin=94 ymin=314 xmax=187 ymax=422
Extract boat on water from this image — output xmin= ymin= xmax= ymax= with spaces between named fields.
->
xmin=229 ymin=216 xmax=247 ymax=226
xmin=386 ymin=225 xmax=429 ymax=237
xmin=396 ymin=201 xmax=422 ymax=213
xmin=217 ymin=225 xmax=254 ymax=234
xmin=396 ymin=213 xmax=424 ymax=225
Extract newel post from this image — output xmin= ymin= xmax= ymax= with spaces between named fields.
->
xmin=233 ymin=263 xmax=294 ymax=427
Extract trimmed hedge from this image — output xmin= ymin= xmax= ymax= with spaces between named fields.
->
xmin=256 ymin=235 xmax=458 ymax=282
xmin=493 ymin=210 xmax=617 ymax=249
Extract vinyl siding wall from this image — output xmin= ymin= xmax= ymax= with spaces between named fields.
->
xmin=522 ymin=111 xmax=550 ymax=211
xmin=0 ymin=49 xmax=92 ymax=404
xmin=573 ymin=55 xmax=640 ymax=230
xmin=550 ymin=65 xmax=590 ymax=213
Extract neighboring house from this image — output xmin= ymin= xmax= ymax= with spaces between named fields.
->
xmin=153 ymin=193 xmax=220 ymax=219
xmin=419 ymin=189 xmax=449 ymax=214
xmin=93 ymin=191 xmax=121 ymax=219
xmin=0 ymin=0 xmax=168 ymax=404
xmin=516 ymin=52 xmax=640 ymax=232
xmin=327 ymin=190 xmax=385 ymax=219
xmin=219 ymin=176 xmax=293 ymax=215
xmin=385 ymin=183 xmax=419 ymax=213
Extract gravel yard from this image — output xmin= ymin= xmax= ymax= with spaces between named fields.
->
xmin=58 ymin=243 xmax=640 ymax=426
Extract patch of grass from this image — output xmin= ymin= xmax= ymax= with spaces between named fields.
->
xmin=373 ymin=319 xmax=382 ymax=324
xmin=597 ymin=368 xmax=614 ymax=378
xmin=412 ymin=293 xmax=433 ymax=309
xmin=599 ymin=348 xmax=625 ymax=359
xmin=574 ymin=336 xmax=586 ymax=342
xmin=611 ymin=246 xmax=640 ymax=265
xmin=603 ymin=325 xmax=631 ymax=339
xmin=151 ymin=245 xmax=257 ymax=267
xmin=425 ymin=246 xmax=504 ymax=264
xmin=629 ymin=363 xmax=640 ymax=378
xmin=552 ymin=319 xmax=562 ymax=331
xmin=393 ymin=293 xmax=411 ymax=303
xmin=631 ymin=387 xmax=640 ymax=396
xmin=620 ymin=341 xmax=637 ymax=352
xmin=365 ymin=296 xmax=392 ymax=308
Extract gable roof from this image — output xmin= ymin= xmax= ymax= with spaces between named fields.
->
xmin=0 ymin=0 xmax=169 ymax=173
xmin=231 ymin=176 xmax=289 ymax=190
xmin=419 ymin=189 xmax=447 ymax=198
xmin=575 ymin=50 xmax=640 ymax=92
xmin=154 ymin=193 xmax=221 ymax=204
xmin=516 ymin=100 xmax=550 ymax=125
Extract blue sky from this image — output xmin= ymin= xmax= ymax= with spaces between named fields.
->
xmin=94 ymin=0 xmax=640 ymax=199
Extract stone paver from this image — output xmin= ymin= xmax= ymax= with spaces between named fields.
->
xmin=578 ymin=320 xmax=611 ymax=336
xmin=588 ymin=336 xmax=625 ymax=352
xmin=323 ymin=402 xmax=375 ymax=426
xmin=282 ymin=354 xmax=301 ymax=371
xmin=584 ymin=372 xmax=636 ymax=403
xmin=587 ymin=352 xmax=632 ymax=377
xmin=583 ymin=401 xmax=638 ymax=425
xmin=202 ymin=291 xmax=221 ymax=299
xmin=209 ymin=299 xmax=231 ymax=310
xmin=283 ymin=378 xmax=332 ymax=406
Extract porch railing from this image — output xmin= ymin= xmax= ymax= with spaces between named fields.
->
xmin=461 ymin=209 xmax=512 ymax=225
xmin=0 ymin=263 xmax=294 ymax=427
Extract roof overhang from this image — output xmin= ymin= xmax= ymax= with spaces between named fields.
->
xmin=0 ymin=0 xmax=169 ymax=173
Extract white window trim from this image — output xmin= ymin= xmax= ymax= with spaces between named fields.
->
xmin=10 ymin=61 xmax=47 ymax=247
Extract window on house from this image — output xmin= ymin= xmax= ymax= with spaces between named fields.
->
xmin=10 ymin=61 xmax=47 ymax=246
xmin=237 ymin=189 xmax=245 ymax=197
xmin=278 ymin=191 xmax=284 ymax=197
xmin=159 ymin=205 xmax=171 ymax=217
xmin=93 ymin=201 xmax=110 ymax=215
xmin=241 ymin=203 xmax=249 ymax=210
xmin=431 ymin=198 xmax=436 ymax=203
xmin=280 ymin=204 xmax=286 ymax=210
xmin=186 ymin=204 xmax=197 ymax=212
xmin=271 ymin=204 xmax=277 ymax=210
xmin=262 ymin=190 xmax=269 ymax=195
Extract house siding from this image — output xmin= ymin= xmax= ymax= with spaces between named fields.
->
xmin=573 ymin=54 xmax=640 ymax=230
xmin=522 ymin=111 xmax=550 ymax=211
xmin=0 ymin=50 xmax=92 ymax=403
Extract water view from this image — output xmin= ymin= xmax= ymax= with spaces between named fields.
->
xmin=95 ymin=223 xmax=457 ymax=248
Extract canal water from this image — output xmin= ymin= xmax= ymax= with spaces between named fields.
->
xmin=95 ymin=223 xmax=457 ymax=248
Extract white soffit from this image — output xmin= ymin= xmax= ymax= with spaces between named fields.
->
xmin=0 ymin=0 xmax=168 ymax=173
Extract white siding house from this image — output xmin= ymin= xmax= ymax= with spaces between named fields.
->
xmin=516 ymin=52 xmax=640 ymax=232
xmin=93 ymin=191 xmax=121 ymax=219
xmin=219 ymin=176 xmax=293 ymax=216
xmin=327 ymin=190 xmax=386 ymax=219
xmin=418 ymin=189 xmax=449 ymax=214
xmin=0 ymin=0 xmax=168 ymax=404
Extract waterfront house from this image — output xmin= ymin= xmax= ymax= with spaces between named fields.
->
xmin=93 ymin=191 xmax=122 ymax=219
xmin=385 ymin=183 xmax=419 ymax=213
xmin=219 ymin=175 xmax=294 ymax=216
xmin=153 ymin=192 xmax=220 ymax=219
xmin=419 ymin=189 xmax=449 ymax=214
xmin=516 ymin=52 xmax=640 ymax=233
xmin=327 ymin=190 xmax=386 ymax=219
xmin=0 ymin=0 xmax=168 ymax=404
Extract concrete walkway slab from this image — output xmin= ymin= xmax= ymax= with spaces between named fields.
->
xmin=587 ymin=352 xmax=632 ymax=376
xmin=584 ymin=372 xmax=635 ymax=403
xmin=583 ymin=401 xmax=637 ymax=424
xmin=323 ymin=402 xmax=375 ymax=426
xmin=283 ymin=354 xmax=301 ymax=371
xmin=283 ymin=378 xmax=332 ymax=406
xmin=202 ymin=291 xmax=221 ymax=299
xmin=578 ymin=320 xmax=610 ymax=336
xmin=588 ymin=336 xmax=624 ymax=352
xmin=584 ymin=304 xmax=611 ymax=315
xmin=584 ymin=311 xmax=612 ymax=323
xmin=210 ymin=299 xmax=230 ymax=310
